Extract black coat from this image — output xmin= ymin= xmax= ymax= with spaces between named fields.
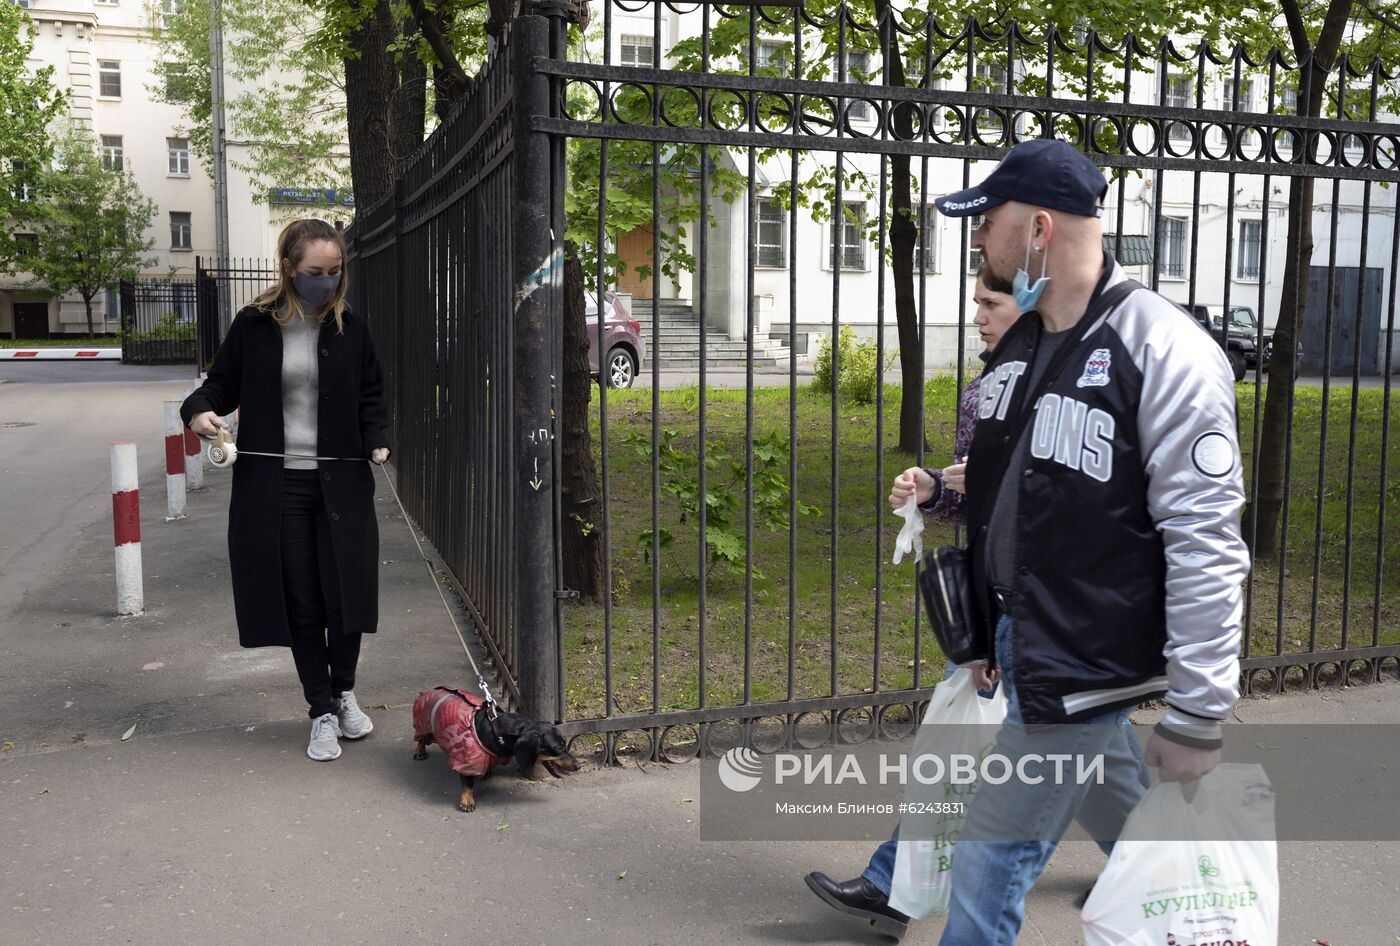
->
xmin=181 ymin=305 xmax=390 ymax=648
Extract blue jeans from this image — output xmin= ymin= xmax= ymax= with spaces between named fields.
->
xmin=864 ymin=613 xmax=1150 ymax=945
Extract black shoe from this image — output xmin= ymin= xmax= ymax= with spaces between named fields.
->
xmin=803 ymin=872 xmax=909 ymax=940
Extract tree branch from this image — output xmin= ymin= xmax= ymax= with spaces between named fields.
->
xmin=404 ymin=0 xmax=471 ymax=109
xmin=1278 ymin=0 xmax=1313 ymax=63
xmin=1357 ymin=0 xmax=1400 ymax=36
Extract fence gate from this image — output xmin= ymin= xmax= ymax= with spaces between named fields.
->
xmin=119 ymin=277 xmax=197 ymax=366
xmin=195 ymin=258 xmax=278 ymax=372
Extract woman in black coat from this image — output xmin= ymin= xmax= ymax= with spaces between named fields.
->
xmin=182 ymin=218 xmax=389 ymax=762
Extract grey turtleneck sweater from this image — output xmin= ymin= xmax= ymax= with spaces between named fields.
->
xmin=280 ymin=314 xmax=320 ymax=469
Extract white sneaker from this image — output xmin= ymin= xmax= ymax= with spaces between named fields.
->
xmin=307 ymin=712 xmax=342 ymax=761
xmin=335 ymin=690 xmax=374 ymax=739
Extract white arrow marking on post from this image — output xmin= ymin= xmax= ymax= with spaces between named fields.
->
xmin=529 ymin=476 xmax=543 ymax=491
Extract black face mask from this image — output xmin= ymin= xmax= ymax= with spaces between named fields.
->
xmin=292 ymin=272 xmax=340 ymax=309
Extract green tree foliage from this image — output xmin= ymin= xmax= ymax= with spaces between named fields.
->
xmin=1 ymin=3 xmax=67 ymax=270
xmin=18 ymin=125 xmax=158 ymax=337
xmin=147 ymin=0 xmax=358 ymax=204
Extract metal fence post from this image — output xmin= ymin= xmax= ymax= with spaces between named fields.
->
xmin=511 ymin=12 xmax=562 ymax=722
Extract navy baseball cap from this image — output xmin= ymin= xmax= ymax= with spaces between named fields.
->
xmin=934 ymin=139 xmax=1108 ymax=218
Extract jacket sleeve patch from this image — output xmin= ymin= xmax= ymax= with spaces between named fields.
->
xmin=1190 ymin=431 xmax=1236 ymax=478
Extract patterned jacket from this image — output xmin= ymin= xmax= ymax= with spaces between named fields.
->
xmin=412 ymin=688 xmax=510 ymax=777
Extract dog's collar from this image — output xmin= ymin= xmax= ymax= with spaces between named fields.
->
xmin=474 ymin=705 xmax=509 ymax=758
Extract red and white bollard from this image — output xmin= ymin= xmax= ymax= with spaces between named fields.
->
xmin=183 ymin=424 xmax=204 ymax=490
xmin=111 ymin=441 xmax=144 ymax=615
xmin=164 ymin=401 xmax=187 ymax=520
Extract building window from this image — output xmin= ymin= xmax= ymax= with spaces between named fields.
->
xmin=1237 ymin=219 xmax=1262 ymax=281
xmin=917 ymin=204 xmax=940 ymax=274
xmin=1280 ymin=86 xmax=1299 ymax=113
xmin=11 ymin=160 xmax=32 ymax=201
xmin=15 ymin=233 xmax=38 ymax=258
xmin=1162 ymin=73 xmax=1191 ymax=142
xmin=966 ymin=213 xmax=985 ymax=274
xmin=620 ymin=35 xmax=654 ymax=67
xmin=170 ymin=211 xmax=192 ymax=250
xmin=840 ymin=51 xmax=871 ymax=120
xmin=101 ymin=135 xmax=124 ymax=172
xmin=96 ymin=0 xmax=119 ymax=5
xmin=98 ymin=60 xmax=122 ymax=98
xmin=1223 ymin=77 xmax=1255 ymax=111
xmin=163 ymin=63 xmax=192 ymax=102
xmin=158 ymin=0 xmax=181 ymax=27
xmin=973 ymin=61 xmax=1009 ymax=132
xmin=168 ymin=137 xmax=190 ymax=176
xmin=757 ymin=41 xmax=788 ymax=75
xmin=756 ymin=199 xmax=786 ymax=268
xmin=828 ymin=202 xmax=866 ymax=270
xmin=1223 ymin=77 xmax=1258 ymax=146
xmin=1159 ymin=216 xmax=1186 ymax=279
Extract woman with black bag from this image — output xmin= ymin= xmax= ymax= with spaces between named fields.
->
xmin=182 ymin=218 xmax=390 ymax=762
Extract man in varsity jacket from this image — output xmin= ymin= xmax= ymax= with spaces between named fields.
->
xmin=937 ymin=139 xmax=1250 ymax=943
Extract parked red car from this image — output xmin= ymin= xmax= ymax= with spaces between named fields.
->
xmin=585 ymin=291 xmax=645 ymax=388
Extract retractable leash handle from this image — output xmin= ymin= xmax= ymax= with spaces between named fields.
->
xmin=204 ymin=428 xmax=238 ymax=468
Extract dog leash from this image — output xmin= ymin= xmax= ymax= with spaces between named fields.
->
xmin=199 ymin=430 xmax=500 ymax=717
xmin=372 ymin=461 xmax=500 ymax=719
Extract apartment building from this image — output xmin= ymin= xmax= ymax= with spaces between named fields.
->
xmin=1 ymin=0 xmax=347 ymax=338
xmin=596 ymin=7 xmax=1399 ymax=374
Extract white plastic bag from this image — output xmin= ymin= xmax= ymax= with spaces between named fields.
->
xmin=892 ymin=494 xmax=924 ymax=564
xmin=1082 ymin=763 xmax=1278 ymax=946
xmin=887 ymin=667 xmax=1008 ymax=918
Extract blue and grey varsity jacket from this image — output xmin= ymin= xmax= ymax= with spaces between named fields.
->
xmin=964 ymin=256 xmax=1251 ymax=745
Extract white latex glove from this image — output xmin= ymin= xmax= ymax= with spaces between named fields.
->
xmin=892 ymin=493 xmax=924 ymax=565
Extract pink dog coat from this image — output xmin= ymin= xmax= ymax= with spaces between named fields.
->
xmin=412 ymin=687 xmax=510 ymax=777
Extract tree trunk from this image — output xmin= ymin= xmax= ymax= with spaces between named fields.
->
xmin=1245 ymin=175 xmax=1313 ymax=558
xmin=343 ymin=0 xmax=400 ymax=207
xmin=83 ymin=294 xmax=94 ymax=338
xmin=876 ymin=1 xmax=925 ymax=455
xmin=559 ymin=240 xmax=605 ymax=600
xmin=1247 ymin=0 xmax=1351 ymax=559
xmin=394 ymin=22 xmax=427 ymax=161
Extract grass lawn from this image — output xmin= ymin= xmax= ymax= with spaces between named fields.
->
xmin=0 ymin=337 xmax=119 ymax=347
xmin=561 ymin=378 xmax=1400 ymax=722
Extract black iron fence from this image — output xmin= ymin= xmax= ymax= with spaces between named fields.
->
xmin=349 ymin=1 xmax=1400 ymax=765
xmin=119 ymin=277 xmax=197 ymax=365
xmin=195 ymin=258 xmax=278 ymax=371
xmin=346 ymin=17 xmax=564 ymax=720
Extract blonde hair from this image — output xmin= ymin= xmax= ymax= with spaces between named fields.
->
xmin=250 ymin=219 xmax=349 ymax=332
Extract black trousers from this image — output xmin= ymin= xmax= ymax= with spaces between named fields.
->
xmin=281 ymin=469 xmax=360 ymax=718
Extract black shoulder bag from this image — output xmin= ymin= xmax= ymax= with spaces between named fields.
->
xmin=917 ymin=278 xmax=1143 ymax=665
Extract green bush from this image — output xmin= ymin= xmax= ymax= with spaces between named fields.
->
xmin=811 ymin=324 xmax=895 ymax=406
xmin=122 ymin=311 xmax=196 ymax=343
xmin=841 ymin=335 xmax=897 ymax=406
xmin=811 ymin=325 xmax=855 ymax=395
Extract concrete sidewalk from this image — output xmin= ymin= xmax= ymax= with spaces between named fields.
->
xmin=2 ymin=364 xmax=1398 ymax=945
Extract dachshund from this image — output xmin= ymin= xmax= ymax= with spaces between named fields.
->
xmin=411 ymin=687 xmax=579 ymax=812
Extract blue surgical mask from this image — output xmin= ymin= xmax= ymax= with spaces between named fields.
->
xmin=1012 ymin=224 xmax=1049 ymax=311
xmin=292 ymin=272 xmax=340 ymax=309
